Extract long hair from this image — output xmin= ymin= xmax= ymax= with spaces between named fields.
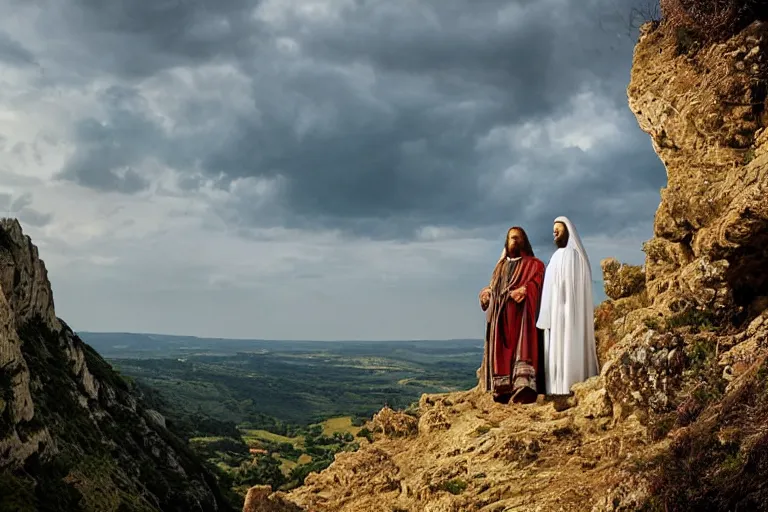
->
xmin=507 ymin=226 xmax=535 ymax=257
xmin=489 ymin=226 xmax=535 ymax=291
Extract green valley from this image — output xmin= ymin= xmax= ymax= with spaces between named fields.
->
xmin=79 ymin=333 xmax=481 ymax=507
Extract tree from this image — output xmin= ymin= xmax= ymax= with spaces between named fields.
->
xmin=235 ymin=456 xmax=286 ymax=490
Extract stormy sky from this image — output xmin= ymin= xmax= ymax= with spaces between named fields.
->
xmin=0 ymin=0 xmax=665 ymax=340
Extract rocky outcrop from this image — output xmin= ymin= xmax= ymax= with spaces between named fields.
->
xmin=603 ymin=329 xmax=687 ymax=420
xmin=275 ymin=389 xmax=652 ymax=512
xmin=369 ymin=406 xmax=419 ymax=438
xmin=601 ymin=258 xmax=645 ymax=301
xmin=594 ymin=260 xmax=650 ymax=366
xmin=628 ymin=20 xmax=768 ymax=324
xmin=0 ymin=220 xmax=59 ymax=331
xmin=0 ymin=219 xmax=233 ymax=512
xmin=243 ymin=486 xmax=302 ymax=512
xmin=0 ymin=220 xmax=55 ymax=468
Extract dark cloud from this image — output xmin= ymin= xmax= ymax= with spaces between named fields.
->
xmin=0 ymin=31 xmax=36 ymax=66
xmin=55 ymin=86 xmax=160 ymax=194
xmin=52 ymin=0 xmax=260 ymax=79
xmin=0 ymin=193 xmax=53 ymax=227
xmin=45 ymin=0 xmax=663 ymax=240
xmin=18 ymin=208 xmax=54 ymax=227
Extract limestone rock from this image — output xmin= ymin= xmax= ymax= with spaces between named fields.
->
xmin=145 ymin=408 xmax=167 ymax=429
xmin=628 ymin=21 xmax=768 ymax=322
xmin=0 ymin=221 xmax=50 ymax=467
xmin=593 ymin=295 xmax=651 ymax=368
xmin=369 ymin=406 xmax=418 ymax=438
xmin=0 ymin=219 xmax=60 ymax=331
xmin=243 ymin=486 xmax=302 ymax=512
xmin=719 ymin=310 xmax=768 ymax=387
xmin=571 ymin=376 xmax=613 ymax=421
xmin=601 ymin=258 xmax=646 ymax=300
xmin=418 ymin=405 xmax=451 ymax=435
xmin=603 ymin=328 xmax=687 ymax=420
xmin=61 ymin=326 xmax=100 ymax=400
xmin=269 ymin=388 xmax=653 ymax=511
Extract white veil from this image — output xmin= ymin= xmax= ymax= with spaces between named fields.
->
xmin=554 ymin=216 xmax=591 ymax=275
xmin=536 ymin=217 xmax=594 ymax=331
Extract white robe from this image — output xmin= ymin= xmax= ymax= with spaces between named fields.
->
xmin=536 ymin=216 xmax=599 ymax=395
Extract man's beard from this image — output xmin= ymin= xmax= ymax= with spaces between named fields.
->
xmin=554 ymin=237 xmax=568 ymax=249
xmin=506 ymin=244 xmax=522 ymax=257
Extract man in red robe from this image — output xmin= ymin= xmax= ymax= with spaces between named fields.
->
xmin=478 ymin=226 xmax=545 ymax=404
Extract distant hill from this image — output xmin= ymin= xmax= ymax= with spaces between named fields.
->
xmin=78 ymin=331 xmax=483 ymax=359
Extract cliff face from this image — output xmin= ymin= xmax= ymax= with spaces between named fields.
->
xmin=244 ymin=18 xmax=768 ymax=512
xmin=629 ymin=20 xmax=768 ymax=324
xmin=0 ymin=219 xmax=233 ymax=512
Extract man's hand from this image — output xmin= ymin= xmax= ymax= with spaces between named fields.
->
xmin=510 ymin=285 xmax=527 ymax=303
xmin=479 ymin=288 xmax=491 ymax=310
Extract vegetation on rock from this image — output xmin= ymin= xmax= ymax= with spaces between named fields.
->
xmin=661 ymin=0 xmax=768 ymax=44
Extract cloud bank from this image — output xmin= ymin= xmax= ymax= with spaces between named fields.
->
xmin=0 ymin=0 xmax=664 ymax=340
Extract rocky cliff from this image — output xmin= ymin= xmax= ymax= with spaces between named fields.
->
xmin=0 ymin=219 xmax=234 ymax=512
xmin=243 ymin=12 xmax=768 ymax=512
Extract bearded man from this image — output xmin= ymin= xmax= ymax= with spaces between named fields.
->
xmin=536 ymin=217 xmax=599 ymax=395
xmin=478 ymin=227 xmax=546 ymax=404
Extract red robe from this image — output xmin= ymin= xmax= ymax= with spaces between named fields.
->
xmin=479 ymin=254 xmax=545 ymax=404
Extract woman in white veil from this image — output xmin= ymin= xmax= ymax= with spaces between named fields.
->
xmin=536 ymin=216 xmax=599 ymax=395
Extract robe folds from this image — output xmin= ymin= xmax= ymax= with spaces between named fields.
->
xmin=479 ymin=255 xmax=545 ymax=404
xmin=536 ymin=216 xmax=599 ymax=395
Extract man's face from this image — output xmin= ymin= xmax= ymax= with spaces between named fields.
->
xmin=553 ymin=222 xmax=569 ymax=248
xmin=506 ymin=229 xmax=523 ymax=255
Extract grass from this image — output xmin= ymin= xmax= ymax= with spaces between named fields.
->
xmin=63 ymin=456 xmax=155 ymax=512
xmin=743 ymin=147 xmax=756 ymax=164
xmin=276 ymin=456 xmax=298 ymax=473
xmin=666 ymin=309 xmax=717 ymax=333
xmin=321 ymin=416 xmax=362 ymax=437
xmin=188 ymin=436 xmax=229 ymax=444
xmin=644 ymin=317 xmax=664 ymax=332
xmin=241 ymin=429 xmax=304 ymax=448
xmin=642 ymin=308 xmax=718 ymax=334
xmin=216 ymin=461 xmax=237 ymax=473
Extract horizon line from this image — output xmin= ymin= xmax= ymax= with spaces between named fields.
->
xmin=77 ymin=330 xmax=483 ymax=343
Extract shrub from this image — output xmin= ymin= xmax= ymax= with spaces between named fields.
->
xmin=641 ymin=357 xmax=768 ymax=510
xmin=0 ymin=472 xmax=37 ymax=512
xmin=666 ymin=308 xmax=717 ymax=333
xmin=661 ymin=0 xmax=768 ymax=42
xmin=438 ymin=478 xmax=468 ymax=495
xmin=472 ymin=425 xmax=492 ymax=437
xmin=356 ymin=427 xmax=374 ymax=442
